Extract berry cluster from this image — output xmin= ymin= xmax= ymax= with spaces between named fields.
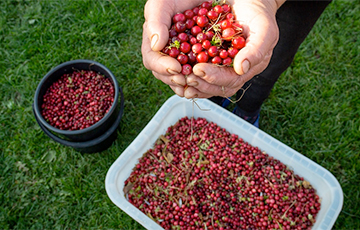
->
xmin=41 ymin=70 xmax=115 ymax=130
xmin=162 ymin=0 xmax=246 ymax=75
xmin=124 ymin=117 xmax=321 ymax=230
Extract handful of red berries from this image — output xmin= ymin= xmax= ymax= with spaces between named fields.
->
xmin=162 ymin=0 xmax=246 ymax=75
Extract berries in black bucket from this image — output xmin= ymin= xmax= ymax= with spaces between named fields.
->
xmin=41 ymin=70 xmax=115 ymax=131
xmin=33 ymin=59 xmax=124 ymax=153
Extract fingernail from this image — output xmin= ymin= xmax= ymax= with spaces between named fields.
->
xmin=171 ymin=79 xmax=184 ymax=87
xmin=242 ymin=59 xmax=250 ymax=74
xmin=167 ymin=68 xmax=180 ymax=75
xmin=151 ymin=34 xmax=159 ymax=50
xmin=196 ymin=70 xmax=205 ymax=78
xmin=187 ymin=81 xmax=199 ymax=87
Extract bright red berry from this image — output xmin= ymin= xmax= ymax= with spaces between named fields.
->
xmin=172 ymin=13 xmax=186 ymax=23
xmin=208 ymin=46 xmax=219 ymax=57
xmin=180 ymin=42 xmax=191 ymax=53
xmin=196 ymin=51 xmax=209 ymax=63
xmin=232 ymin=36 xmax=246 ymax=49
xmin=196 ymin=15 xmax=209 ymax=27
xmin=181 ymin=64 xmax=192 ymax=75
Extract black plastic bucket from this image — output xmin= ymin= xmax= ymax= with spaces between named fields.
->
xmin=33 ymin=59 xmax=124 ymax=153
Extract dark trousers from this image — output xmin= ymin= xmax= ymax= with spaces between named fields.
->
xmin=211 ymin=1 xmax=332 ymax=118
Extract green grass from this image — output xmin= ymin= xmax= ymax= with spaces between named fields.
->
xmin=0 ymin=0 xmax=359 ymax=229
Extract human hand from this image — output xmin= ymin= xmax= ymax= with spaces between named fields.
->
xmin=141 ymin=0 xmax=204 ymax=97
xmin=141 ymin=0 xmax=285 ymax=98
xmin=186 ymin=0 xmax=286 ymax=99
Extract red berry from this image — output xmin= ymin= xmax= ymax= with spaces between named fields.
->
xmin=172 ymin=13 xmax=186 ymax=23
xmin=232 ymin=36 xmax=246 ymax=49
xmin=187 ymin=51 xmax=197 ymax=64
xmin=226 ymin=13 xmax=235 ymax=20
xmin=192 ymin=43 xmax=203 ymax=54
xmin=168 ymin=47 xmax=180 ymax=58
xmin=202 ymin=40 xmax=211 ymax=50
xmin=219 ymin=49 xmax=228 ymax=59
xmin=196 ymin=51 xmax=209 ymax=63
xmin=196 ymin=32 xmax=208 ymax=43
xmin=180 ymin=42 xmax=191 ymax=53
xmin=222 ymin=27 xmax=236 ymax=41
xmin=169 ymin=28 xmax=177 ymax=38
xmin=191 ymin=25 xmax=202 ymax=36
xmin=205 ymin=31 xmax=214 ymax=40
xmin=177 ymin=33 xmax=188 ymax=43
xmin=181 ymin=64 xmax=192 ymax=75
xmin=177 ymin=53 xmax=189 ymax=65
xmin=207 ymin=10 xmax=218 ymax=20
xmin=198 ymin=8 xmax=208 ymax=16
xmin=185 ymin=19 xmax=195 ymax=29
xmin=201 ymin=1 xmax=212 ymax=10
xmin=184 ymin=9 xmax=195 ymax=19
xmin=222 ymin=57 xmax=232 ymax=66
xmin=192 ymin=7 xmax=200 ymax=15
xmin=222 ymin=4 xmax=231 ymax=13
xmin=211 ymin=56 xmax=222 ymax=65
xmin=228 ymin=47 xmax=239 ymax=58
xmin=196 ymin=15 xmax=209 ymax=27
xmin=208 ymin=46 xmax=219 ymax=57
xmin=174 ymin=21 xmax=186 ymax=33
xmin=220 ymin=19 xmax=232 ymax=30
xmin=189 ymin=36 xmax=197 ymax=45
xmin=213 ymin=5 xmax=223 ymax=14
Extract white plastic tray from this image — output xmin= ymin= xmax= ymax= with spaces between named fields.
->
xmin=105 ymin=95 xmax=343 ymax=230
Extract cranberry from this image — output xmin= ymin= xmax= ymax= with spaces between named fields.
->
xmin=196 ymin=51 xmax=209 ymax=63
xmin=41 ymin=70 xmax=114 ymax=130
xmin=232 ymin=36 xmax=246 ymax=49
xmin=163 ymin=1 xmax=247 ymax=75
xmin=124 ymin=117 xmax=321 ymax=230
xmin=172 ymin=13 xmax=186 ymax=23
xmin=180 ymin=42 xmax=191 ymax=53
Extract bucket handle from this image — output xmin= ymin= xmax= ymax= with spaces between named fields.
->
xmin=33 ymin=86 xmax=124 ymax=148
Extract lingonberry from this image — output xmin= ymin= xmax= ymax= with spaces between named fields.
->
xmin=124 ymin=117 xmax=321 ymax=230
xmin=196 ymin=51 xmax=209 ymax=63
xmin=180 ymin=42 xmax=191 ymax=53
xmin=192 ymin=43 xmax=203 ymax=54
xmin=162 ymin=0 xmax=247 ymax=75
xmin=181 ymin=64 xmax=192 ymax=75
xmin=196 ymin=15 xmax=209 ymax=27
xmin=172 ymin=13 xmax=186 ymax=23
xmin=41 ymin=70 xmax=114 ymax=130
xmin=232 ymin=36 xmax=246 ymax=49
xmin=208 ymin=46 xmax=219 ymax=57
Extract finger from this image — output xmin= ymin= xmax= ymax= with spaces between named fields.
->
xmin=187 ymin=74 xmax=239 ymax=98
xmin=183 ymin=86 xmax=218 ymax=99
xmin=237 ymin=49 xmax=273 ymax=79
xmin=144 ymin=0 xmax=172 ymax=51
xmin=233 ymin=18 xmax=279 ymax=75
xmin=170 ymin=85 xmax=185 ymax=97
xmin=152 ymin=71 xmax=187 ymax=87
xmin=192 ymin=63 xmax=246 ymax=88
xmin=142 ymin=23 xmax=182 ymax=75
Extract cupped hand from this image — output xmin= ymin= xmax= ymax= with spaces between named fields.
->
xmin=141 ymin=0 xmax=204 ymax=97
xmin=186 ymin=0 xmax=285 ymax=99
xmin=141 ymin=0 xmax=285 ymax=99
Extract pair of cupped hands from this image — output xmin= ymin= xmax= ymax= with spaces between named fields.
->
xmin=142 ymin=0 xmax=285 ymax=99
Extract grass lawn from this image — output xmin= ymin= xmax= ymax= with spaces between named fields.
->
xmin=0 ymin=0 xmax=359 ymax=229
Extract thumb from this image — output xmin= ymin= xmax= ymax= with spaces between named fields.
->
xmin=233 ymin=22 xmax=279 ymax=75
xmin=144 ymin=0 xmax=172 ymax=52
